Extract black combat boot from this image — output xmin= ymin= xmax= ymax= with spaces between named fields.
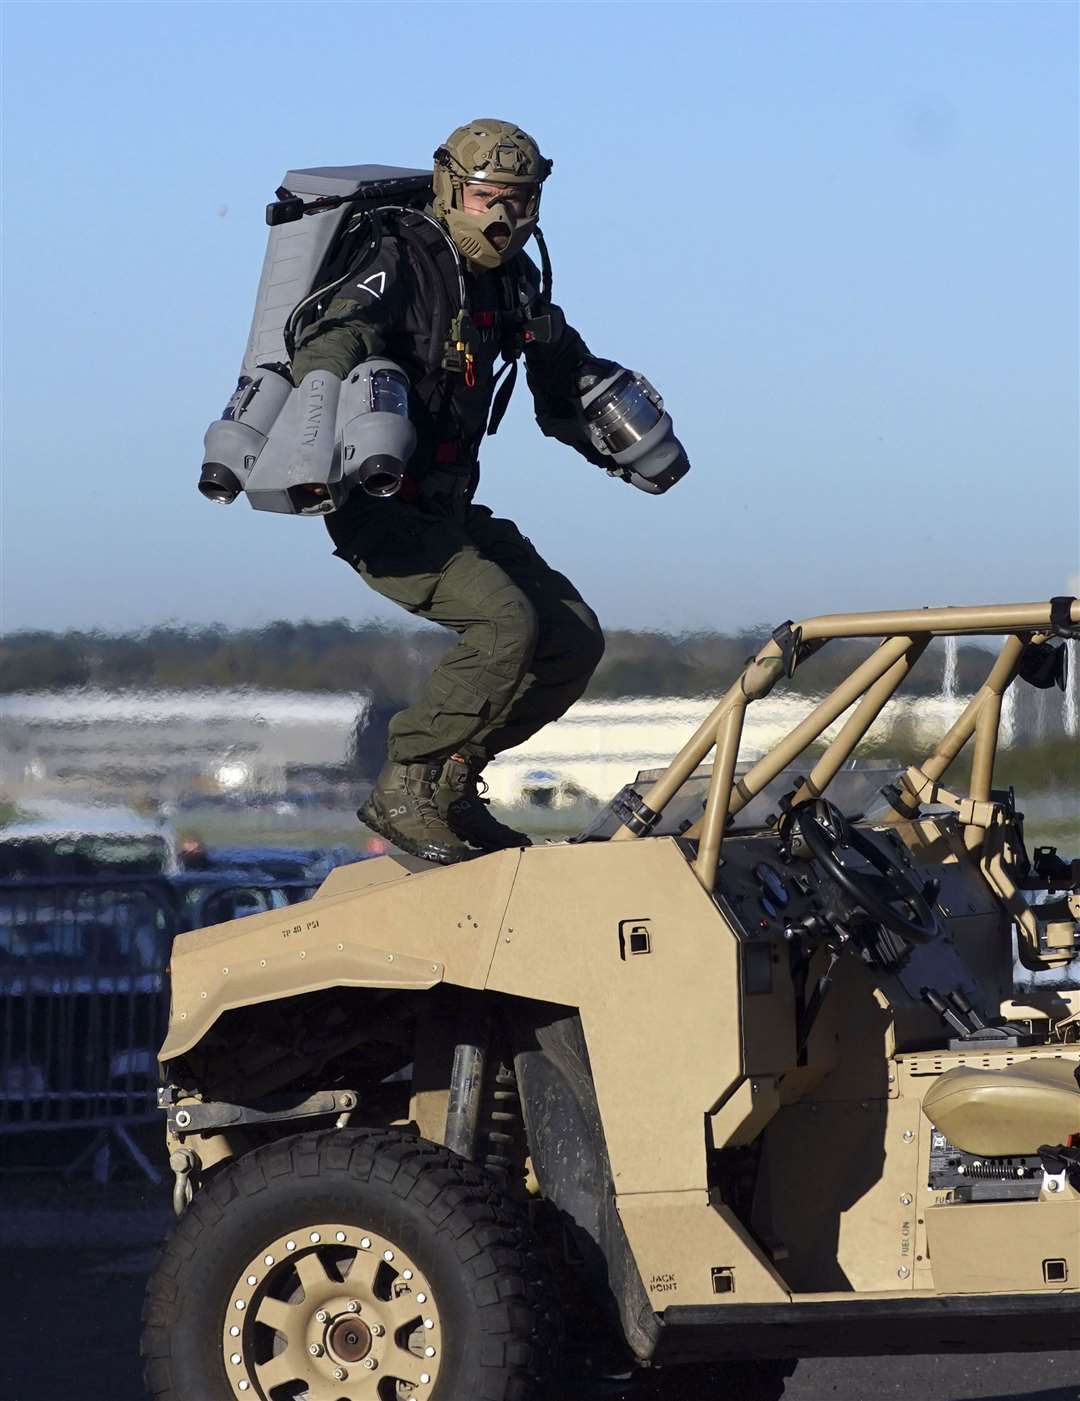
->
xmin=359 ymin=762 xmax=473 ymax=865
xmin=435 ymin=757 xmax=532 ymax=852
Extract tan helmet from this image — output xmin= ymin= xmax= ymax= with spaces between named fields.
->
xmin=433 ymin=118 xmax=552 ymax=269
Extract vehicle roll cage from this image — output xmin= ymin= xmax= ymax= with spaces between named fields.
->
xmin=612 ymin=598 xmax=1079 ymax=959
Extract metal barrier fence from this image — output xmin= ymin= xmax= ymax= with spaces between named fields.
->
xmin=0 ymin=874 xmax=319 ymax=1141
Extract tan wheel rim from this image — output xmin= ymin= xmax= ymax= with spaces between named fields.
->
xmin=221 ymin=1221 xmax=444 ymax=1400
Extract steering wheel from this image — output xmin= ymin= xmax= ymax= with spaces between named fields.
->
xmin=791 ymin=798 xmax=941 ymax=945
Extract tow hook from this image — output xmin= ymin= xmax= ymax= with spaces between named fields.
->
xmin=169 ymin=1148 xmax=200 ymax=1216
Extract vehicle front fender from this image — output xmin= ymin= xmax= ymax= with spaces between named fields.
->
xmin=161 ymin=930 xmax=443 ymax=1061
xmin=160 ymin=851 xmax=523 ymax=1062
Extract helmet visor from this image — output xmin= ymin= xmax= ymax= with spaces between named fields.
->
xmin=460 ymin=181 xmax=541 ymax=222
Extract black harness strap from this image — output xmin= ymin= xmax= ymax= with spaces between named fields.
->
xmin=398 ymin=216 xmax=474 ymax=442
xmin=485 ymin=258 xmax=539 ymax=436
xmin=392 ymin=214 xmax=454 ymax=373
xmin=486 ymin=360 xmax=519 ymax=436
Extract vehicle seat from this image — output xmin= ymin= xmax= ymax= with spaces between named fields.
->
xmin=922 ymin=1059 xmax=1080 ymax=1157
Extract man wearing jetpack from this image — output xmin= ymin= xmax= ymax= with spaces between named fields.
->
xmin=199 ymin=119 xmax=690 ymax=864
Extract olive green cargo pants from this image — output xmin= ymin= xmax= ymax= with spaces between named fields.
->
xmin=328 ymin=497 xmax=605 ymax=765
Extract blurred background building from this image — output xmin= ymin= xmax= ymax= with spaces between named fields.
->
xmin=2 ymin=635 xmax=1075 ymax=822
xmin=0 ymin=689 xmax=371 ymax=808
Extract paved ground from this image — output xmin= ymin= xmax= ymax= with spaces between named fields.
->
xmin=4 ymin=1179 xmax=1080 ymax=1401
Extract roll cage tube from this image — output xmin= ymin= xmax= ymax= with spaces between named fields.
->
xmin=609 ymin=598 xmax=1080 ymax=903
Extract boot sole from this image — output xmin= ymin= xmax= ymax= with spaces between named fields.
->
xmin=358 ymin=801 xmax=473 ymax=866
xmin=442 ymin=800 xmax=533 ymax=852
xmin=451 ymin=832 xmax=533 ymax=853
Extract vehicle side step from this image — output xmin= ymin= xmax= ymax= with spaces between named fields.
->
xmin=657 ymin=1294 xmax=1080 ymax=1363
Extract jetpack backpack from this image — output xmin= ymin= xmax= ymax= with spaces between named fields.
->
xmin=198 ymin=165 xmax=432 ymax=515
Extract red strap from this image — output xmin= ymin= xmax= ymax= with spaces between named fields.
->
xmin=434 ymin=441 xmax=460 ymax=465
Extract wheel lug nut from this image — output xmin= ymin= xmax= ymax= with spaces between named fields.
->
xmin=363 ymin=1357 xmax=378 ymax=1370
xmin=333 ymin=1367 xmax=348 ymax=1381
xmin=315 ymin=1309 xmax=329 ymax=1324
xmin=308 ymin=1343 xmax=323 ymax=1357
xmin=371 ymin=1323 xmax=385 ymax=1337
xmin=346 ymin=1299 xmax=360 ymax=1313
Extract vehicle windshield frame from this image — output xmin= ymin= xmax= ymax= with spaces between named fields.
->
xmin=600 ymin=599 xmax=1079 ymax=968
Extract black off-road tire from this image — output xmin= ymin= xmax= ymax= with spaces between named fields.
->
xmin=141 ymin=1128 xmax=560 ymax=1401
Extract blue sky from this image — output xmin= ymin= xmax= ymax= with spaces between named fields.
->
xmin=2 ymin=1 xmax=1077 ymax=636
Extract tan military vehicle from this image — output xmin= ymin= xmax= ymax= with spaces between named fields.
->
xmin=142 ymin=598 xmax=1080 ymax=1401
